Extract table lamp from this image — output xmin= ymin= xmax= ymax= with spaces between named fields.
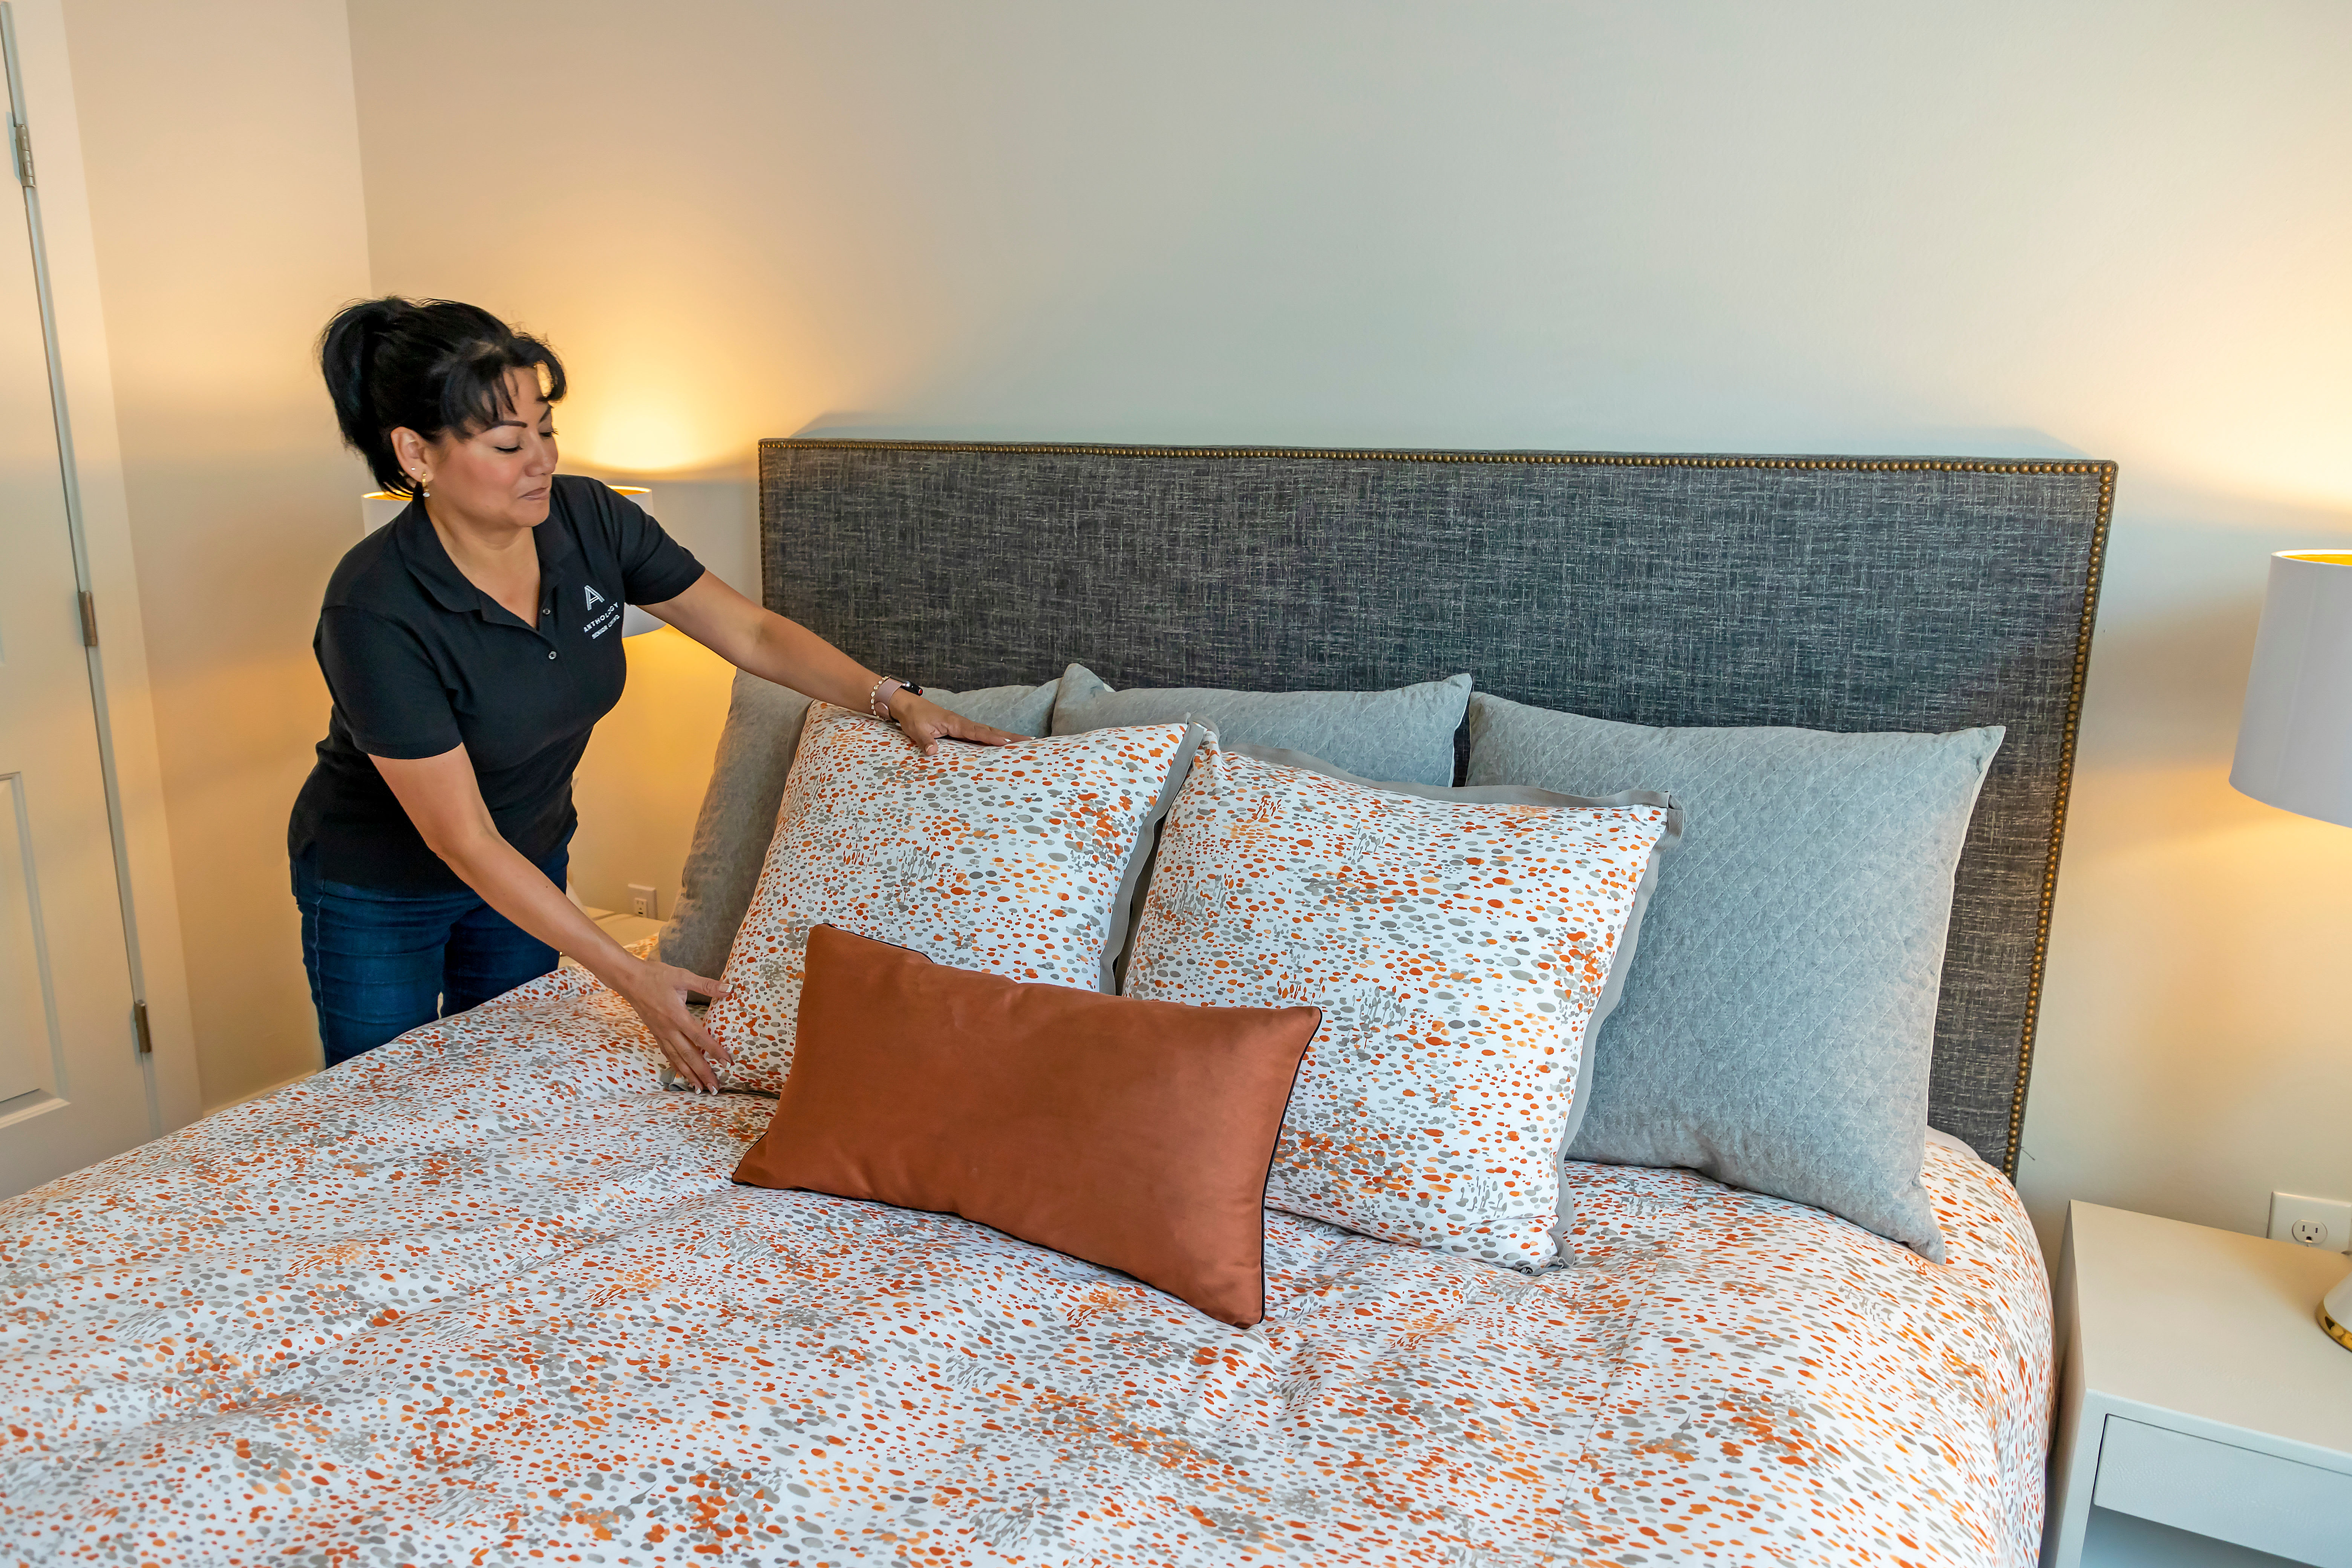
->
xmin=2228 ymin=549 xmax=2352 ymax=1349
xmin=358 ymin=490 xmax=407 ymax=532
xmin=358 ymin=484 xmax=664 ymax=637
xmin=603 ymin=487 xmax=664 ymax=636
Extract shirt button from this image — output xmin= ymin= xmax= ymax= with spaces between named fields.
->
xmin=547 ymin=650 xmax=558 ymax=660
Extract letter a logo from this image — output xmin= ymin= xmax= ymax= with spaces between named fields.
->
xmin=584 ymin=585 xmax=606 ymax=611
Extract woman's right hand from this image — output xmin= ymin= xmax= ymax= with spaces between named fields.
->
xmin=607 ymin=956 xmax=735 ymax=1090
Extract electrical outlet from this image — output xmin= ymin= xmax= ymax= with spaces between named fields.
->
xmin=2267 ymin=1191 xmax=2352 ymax=1251
xmin=627 ymin=883 xmax=657 ymax=920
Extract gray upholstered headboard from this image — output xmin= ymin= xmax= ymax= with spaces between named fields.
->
xmin=757 ymin=440 xmax=2112 ymax=1174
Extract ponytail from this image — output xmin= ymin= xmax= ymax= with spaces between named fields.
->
xmin=316 ymin=297 xmax=567 ymax=496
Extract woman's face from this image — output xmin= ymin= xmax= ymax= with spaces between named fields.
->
xmin=394 ymin=367 xmax=559 ymax=531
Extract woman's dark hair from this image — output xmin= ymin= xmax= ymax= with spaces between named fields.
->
xmin=319 ymin=297 xmax=567 ymax=496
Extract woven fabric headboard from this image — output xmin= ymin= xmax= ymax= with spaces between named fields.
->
xmin=756 ymin=440 xmax=2112 ymax=1173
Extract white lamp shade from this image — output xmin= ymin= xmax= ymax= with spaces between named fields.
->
xmin=2231 ymin=550 xmax=2352 ymax=828
xmin=607 ymin=486 xmax=663 ymax=636
xmin=359 ymin=491 xmax=408 ymax=532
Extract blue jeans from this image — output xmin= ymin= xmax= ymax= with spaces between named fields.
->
xmin=292 ymin=839 xmax=567 ymax=1067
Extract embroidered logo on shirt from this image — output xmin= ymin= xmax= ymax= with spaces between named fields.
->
xmin=582 ymin=583 xmax=621 ymax=639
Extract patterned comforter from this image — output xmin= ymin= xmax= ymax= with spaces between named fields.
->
xmin=2 ymin=970 xmax=2051 ymax=1566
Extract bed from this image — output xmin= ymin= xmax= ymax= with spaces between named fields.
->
xmin=2 ymin=443 xmax=2110 ymax=1566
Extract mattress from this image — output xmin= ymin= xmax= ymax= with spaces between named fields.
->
xmin=0 ymin=969 xmax=2053 ymax=1566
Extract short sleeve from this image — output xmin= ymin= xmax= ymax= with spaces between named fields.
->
xmin=608 ymin=487 xmax=705 ymax=605
xmin=317 ymin=606 xmax=463 ymax=759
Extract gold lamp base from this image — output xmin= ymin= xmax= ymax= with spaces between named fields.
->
xmin=2323 ymin=1259 xmax=2352 ymax=1351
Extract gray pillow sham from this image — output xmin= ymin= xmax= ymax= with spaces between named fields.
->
xmin=1227 ymin=742 xmax=1681 ymax=1162
xmin=1095 ymin=724 xmax=1207 ymax=992
xmin=658 ymin=675 xmax=1060 ymax=981
xmin=931 ymin=680 xmax=1060 ymax=738
xmin=1050 ymin=664 xmax=1472 ymax=787
xmin=1466 ymin=694 xmax=2003 ymax=1263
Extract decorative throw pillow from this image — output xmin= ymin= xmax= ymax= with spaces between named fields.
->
xmin=1227 ymin=741 xmax=1682 ymax=1154
xmin=703 ymin=704 xmax=1199 ymax=1090
xmin=929 ymin=679 xmax=1064 ymax=738
xmin=1467 ymin=694 xmax=2003 ymax=1263
xmin=1050 ymin=663 xmax=1472 ymax=787
xmin=661 ymin=675 xmax=1061 ymax=980
xmin=735 ymin=926 xmax=1320 ymax=1327
xmin=1122 ymin=740 xmax=1674 ymax=1268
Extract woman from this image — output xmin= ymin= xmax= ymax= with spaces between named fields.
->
xmin=288 ymin=297 xmax=1011 ymax=1090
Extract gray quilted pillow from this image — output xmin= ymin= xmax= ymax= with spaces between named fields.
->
xmin=1052 ymin=664 xmax=1470 ymax=786
xmin=659 ymin=674 xmax=1058 ymax=981
xmin=1467 ymin=694 xmax=2003 ymax=1263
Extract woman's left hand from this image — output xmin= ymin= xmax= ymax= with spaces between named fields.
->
xmin=887 ymin=692 xmax=1021 ymax=755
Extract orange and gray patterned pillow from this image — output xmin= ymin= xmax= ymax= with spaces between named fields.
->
xmin=1122 ymin=739 xmax=1675 ymax=1268
xmin=703 ymin=704 xmax=1198 ymax=1090
xmin=1224 ymin=742 xmax=1681 ymax=1157
xmin=660 ymin=674 xmax=1061 ymax=981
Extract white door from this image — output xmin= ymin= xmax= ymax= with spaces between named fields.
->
xmin=0 ymin=74 xmax=151 ymax=1196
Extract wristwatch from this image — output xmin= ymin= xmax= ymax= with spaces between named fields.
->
xmin=868 ymin=677 xmax=925 ymax=719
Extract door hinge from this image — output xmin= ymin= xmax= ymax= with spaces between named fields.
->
xmin=133 ymin=1001 xmax=153 ymax=1055
xmin=78 ymin=590 xmax=98 ymax=647
xmin=10 ymin=119 xmax=31 ymax=188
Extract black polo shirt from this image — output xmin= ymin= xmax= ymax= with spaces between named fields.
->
xmin=288 ymin=475 xmax=704 ymax=891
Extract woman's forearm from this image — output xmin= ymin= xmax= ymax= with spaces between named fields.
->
xmin=647 ymin=573 xmax=1010 ymax=757
xmin=646 ymin=574 xmax=891 ymax=712
xmin=435 ymin=829 xmax=639 ymax=980
xmin=426 ymin=825 xmax=732 ymax=1087
xmin=738 ymin=611 xmax=888 ymax=712
xmin=368 ymin=741 xmax=734 ymax=1088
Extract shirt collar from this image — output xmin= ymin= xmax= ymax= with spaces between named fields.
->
xmin=393 ymin=491 xmax=581 ymax=618
xmin=390 ymin=502 xmax=479 ymax=614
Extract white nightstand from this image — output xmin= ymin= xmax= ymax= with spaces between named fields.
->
xmin=2046 ymin=1200 xmax=2352 ymax=1568
xmin=556 ymin=907 xmax=666 ymax=968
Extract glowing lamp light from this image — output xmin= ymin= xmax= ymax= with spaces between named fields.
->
xmin=356 ymin=484 xmax=665 ymax=637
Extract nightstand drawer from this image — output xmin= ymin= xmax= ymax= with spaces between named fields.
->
xmin=2094 ymin=1415 xmax=2352 ymax=1566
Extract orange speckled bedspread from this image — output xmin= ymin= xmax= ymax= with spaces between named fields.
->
xmin=2 ymin=969 xmax=2051 ymax=1566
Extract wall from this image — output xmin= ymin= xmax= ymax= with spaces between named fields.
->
xmin=63 ymin=0 xmax=374 ymax=1110
xmin=345 ymin=0 xmax=2352 ymax=1252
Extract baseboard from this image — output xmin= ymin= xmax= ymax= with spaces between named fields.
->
xmin=202 ymin=1067 xmax=318 ymax=1117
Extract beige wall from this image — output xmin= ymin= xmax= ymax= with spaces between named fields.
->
xmin=338 ymin=0 xmax=2352 ymax=1252
xmin=63 ymin=0 xmax=372 ymax=1109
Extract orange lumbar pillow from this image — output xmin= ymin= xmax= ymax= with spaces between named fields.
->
xmin=732 ymin=925 xmax=1321 ymax=1328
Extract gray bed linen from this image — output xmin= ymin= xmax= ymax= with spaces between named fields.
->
xmin=1051 ymin=665 xmax=1471 ymax=787
xmin=1467 ymin=694 xmax=2002 ymax=1262
xmin=657 ymin=674 xmax=1059 ymax=981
